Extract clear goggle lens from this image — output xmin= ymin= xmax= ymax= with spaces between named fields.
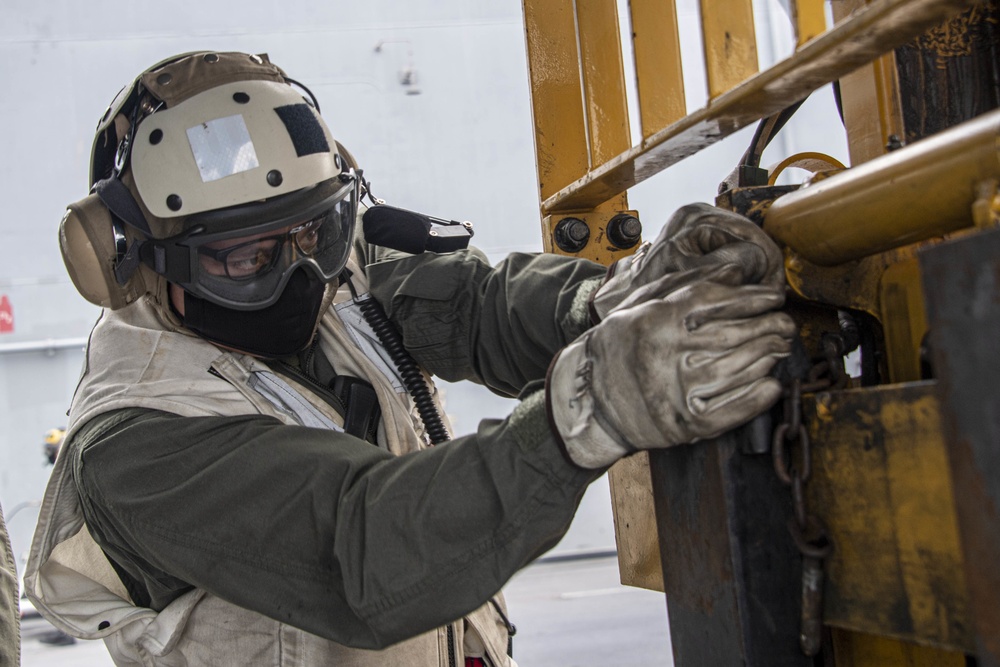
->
xmin=172 ymin=176 xmax=357 ymax=309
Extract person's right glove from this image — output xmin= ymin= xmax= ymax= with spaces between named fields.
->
xmin=589 ymin=203 xmax=785 ymax=323
xmin=547 ymin=275 xmax=796 ymax=469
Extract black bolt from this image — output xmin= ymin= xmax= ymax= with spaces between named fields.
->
xmin=553 ymin=217 xmax=590 ymax=253
xmin=156 ymin=73 xmax=172 ymax=86
xmin=149 ymin=129 xmax=163 ymax=145
xmin=166 ymin=194 xmax=182 ymax=211
xmin=266 ymin=170 xmax=283 ymax=187
xmin=98 ymin=621 xmax=110 ymax=630
xmin=203 ymin=53 xmax=220 ymax=63
xmin=233 ymin=92 xmax=250 ymax=104
xmin=606 ymin=213 xmax=642 ymax=249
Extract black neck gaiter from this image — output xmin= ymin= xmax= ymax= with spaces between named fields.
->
xmin=180 ymin=268 xmax=328 ymax=359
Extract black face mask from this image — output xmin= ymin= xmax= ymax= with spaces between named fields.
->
xmin=180 ymin=268 xmax=327 ymax=359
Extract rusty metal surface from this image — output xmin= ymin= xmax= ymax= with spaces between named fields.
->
xmin=541 ymin=0 xmax=975 ymax=214
xmin=802 ymin=382 xmax=972 ymax=652
xmin=896 ymin=0 xmax=1000 ymax=144
xmin=920 ymin=226 xmax=1000 ymax=667
xmin=649 ymin=434 xmax=810 ymax=666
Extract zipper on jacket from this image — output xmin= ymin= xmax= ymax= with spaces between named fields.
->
xmin=447 ymin=624 xmax=457 ymax=667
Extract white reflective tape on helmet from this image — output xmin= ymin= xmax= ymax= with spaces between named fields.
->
xmin=186 ymin=115 xmax=260 ymax=182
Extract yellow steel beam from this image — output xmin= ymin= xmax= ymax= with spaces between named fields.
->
xmin=629 ymin=0 xmax=687 ymax=139
xmin=805 ymin=382 xmax=972 ymax=652
xmin=879 ymin=259 xmax=929 ymax=384
xmin=700 ymin=0 xmax=759 ymax=99
xmin=522 ymin=0 xmax=590 ymax=201
xmin=793 ymin=0 xmax=827 ymax=47
xmin=763 ymin=108 xmax=1000 ymax=266
xmin=575 ymin=0 xmax=631 ymax=167
xmin=539 ymin=0 xmax=975 ymax=214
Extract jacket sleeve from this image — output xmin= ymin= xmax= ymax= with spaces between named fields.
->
xmin=362 ymin=244 xmax=606 ymax=397
xmin=72 ymin=394 xmax=601 ymax=650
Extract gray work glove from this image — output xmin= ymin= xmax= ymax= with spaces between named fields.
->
xmin=590 ymin=203 xmax=784 ymax=322
xmin=548 ymin=276 xmax=796 ymax=469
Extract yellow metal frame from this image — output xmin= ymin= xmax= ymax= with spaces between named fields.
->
xmin=538 ymin=0 xmax=973 ymax=214
xmin=521 ymin=0 xmax=988 ymax=663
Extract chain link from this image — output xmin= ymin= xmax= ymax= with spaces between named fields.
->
xmin=771 ymin=339 xmax=844 ymax=657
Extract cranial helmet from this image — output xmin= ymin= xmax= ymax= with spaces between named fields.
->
xmin=61 ymin=51 xmax=359 ymax=315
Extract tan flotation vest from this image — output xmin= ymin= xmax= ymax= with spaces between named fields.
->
xmin=24 ymin=262 xmax=513 ymax=666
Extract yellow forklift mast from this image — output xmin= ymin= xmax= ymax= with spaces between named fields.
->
xmin=521 ymin=0 xmax=1000 ymax=664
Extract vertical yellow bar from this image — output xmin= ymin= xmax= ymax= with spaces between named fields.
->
xmin=575 ymin=0 xmax=632 ymax=166
xmin=630 ymin=0 xmax=687 ymax=139
xmin=699 ymin=0 xmax=759 ymax=99
xmin=523 ymin=0 xmax=590 ymax=202
xmin=792 ymin=0 xmax=827 ymax=47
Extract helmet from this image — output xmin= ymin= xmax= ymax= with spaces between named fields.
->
xmin=61 ymin=51 xmax=358 ymax=312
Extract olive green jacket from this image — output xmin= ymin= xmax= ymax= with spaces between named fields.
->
xmin=26 ymin=243 xmax=605 ymax=665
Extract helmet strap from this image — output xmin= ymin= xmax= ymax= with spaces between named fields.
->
xmin=93 ymin=177 xmax=152 ymax=285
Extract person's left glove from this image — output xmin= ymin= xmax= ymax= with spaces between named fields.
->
xmin=548 ymin=277 xmax=796 ymax=469
xmin=590 ymin=203 xmax=784 ymax=322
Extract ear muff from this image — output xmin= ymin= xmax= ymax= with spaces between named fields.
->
xmin=59 ymin=193 xmax=146 ymax=309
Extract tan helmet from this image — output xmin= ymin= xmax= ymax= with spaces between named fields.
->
xmin=60 ymin=51 xmax=357 ymax=312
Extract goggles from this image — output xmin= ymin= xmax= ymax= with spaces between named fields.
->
xmin=143 ymin=173 xmax=358 ymax=310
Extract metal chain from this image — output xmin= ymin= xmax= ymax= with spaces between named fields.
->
xmin=771 ymin=337 xmax=843 ymax=657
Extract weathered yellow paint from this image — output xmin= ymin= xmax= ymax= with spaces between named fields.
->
xmin=629 ymin=0 xmax=687 ymax=139
xmin=879 ymin=259 xmax=928 ymax=384
xmin=831 ymin=629 xmax=967 ymax=666
xmin=575 ymin=0 xmax=631 ymax=166
xmin=793 ymin=0 xmax=827 ymax=47
xmin=804 ymin=384 xmax=972 ymax=651
xmin=522 ymin=0 xmax=590 ymax=200
xmin=699 ymin=0 xmax=759 ymax=99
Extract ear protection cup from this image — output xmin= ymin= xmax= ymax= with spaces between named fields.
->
xmin=59 ymin=194 xmax=145 ymax=309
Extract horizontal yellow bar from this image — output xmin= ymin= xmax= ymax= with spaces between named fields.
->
xmin=541 ymin=0 xmax=975 ymax=214
xmin=764 ymin=109 xmax=1000 ymax=265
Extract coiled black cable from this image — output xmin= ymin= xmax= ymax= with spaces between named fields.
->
xmin=355 ymin=295 xmax=451 ymax=445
